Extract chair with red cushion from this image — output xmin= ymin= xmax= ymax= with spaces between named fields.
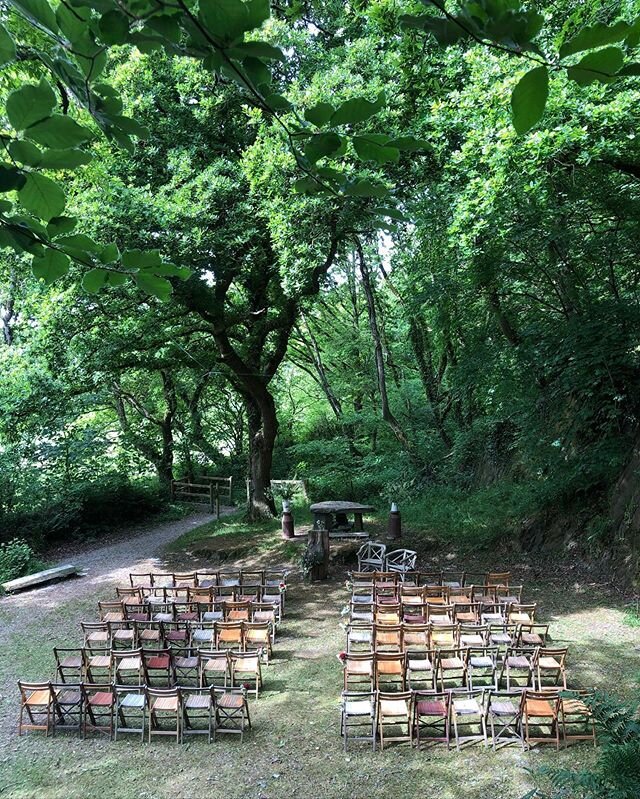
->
xmin=142 ymin=648 xmax=174 ymax=686
xmin=413 ymin=690 xmax=451 ymax=749
xmin=81 ymin=683 xmax=115 ymax=738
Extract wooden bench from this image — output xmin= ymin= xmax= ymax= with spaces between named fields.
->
xmin=2 ymin=564 xmax=81 ymax=594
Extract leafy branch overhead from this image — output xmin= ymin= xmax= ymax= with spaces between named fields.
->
xmin=0 ymin=0 xmax=426 ymax=297
xmin=401 ymin=0 xmax=640 ymax=133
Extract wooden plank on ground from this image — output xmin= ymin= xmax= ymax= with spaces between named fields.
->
xmin=2 ymin=564 xmax=80 ymax=593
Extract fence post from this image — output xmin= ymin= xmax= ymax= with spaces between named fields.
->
xmin=228 ymin=476 xmax=233 ymax=505
xmin=209 ymin=483 xmax=214 ymax=514
xmin=215 ymin=484 xmax=220 ymax=520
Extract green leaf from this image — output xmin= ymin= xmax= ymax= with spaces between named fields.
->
xmin=511 ymin=66 xmax=549 ymax=135
xmin=145 ymin=15 xmax=182 ymax=43
xmin=560 ymin=21 xmax=631 ymax=58
xmin=344 ymin=180 xmax=390 ymax=198
xmin=0 ymin=165 xmax=26 ymax=192
xmin=387 ymin=136 xmax=430 ymax=151
xmin=32 ymin=249 xmax=70 ymax=283
xmin=353 ymin=136 xmax=400 ymax=164
xmin=6 ymin=79 xmax=56 ymax=130
xmin=18 ymin=173 xmax=65 ymax=220
xmin=304 ymin=133 xmax=343 ymax=163
xmin=121 ymin=248 xmax=163 ymax=268
xmin=331 ymin=92 xmax=386 ymax=126
xmin=246 ymin=0 xmax=270 ymax=29
xmin=567 ymin=46 xmax=625 ymax=85
xmin=304 ymin=102 xmax=335 ymax=127
xmin=134 ymin=272 xmax=173 ymax=301
xmin=98 ymin=10 xmax=130 ymax=44
xmin=26 ymin=115 xmax=93 ymax=148
xmin=0 ymin=23 xmax=16 ymax=66
xmin=56 ymin=3 xmax=90 ymax=41
xmin=12 ymin=0 xmax=58 ymax=33
xmin=40 ymin=148 xmax=92 ymax=169
xmin=293 ymin=177 xmax=323 ymax=194
xmin=55 ymin=233 xmax=101 ymax=253
xmin=47 ymin=216 xmax=77 ymax=236
xmin=99 ymin=242 xmax=120 ymax=263
xmin=423 ymin=16 xmax=467 ymax=46
xmin=82 ymin=268 xmax=127 ymax=293
xmin=199 ymin=0 xmax=251 ymax=45
xmin=110 ymin=116 xmax=149 ymax=138
xmin=264 ymin=93 xmax=292 ymax=111
xmin=228 ymin=41 xmax=284 ymax=61
xmin=8 ymin=140 xmax=42 ymax=166
xmin=399 ymin=14 xmax=431 ymax=31
xmin=146 ymin=263 xmax=192 ymax=280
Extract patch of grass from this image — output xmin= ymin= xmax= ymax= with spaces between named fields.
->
xmin=622 ymin=604 xmax=640 ymax=627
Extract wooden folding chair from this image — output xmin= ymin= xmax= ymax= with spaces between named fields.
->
xmin=112 ymin=648 xmax=143 ymax=686
xmin=377 ymin=691 xmax=413 ymax=749
xmin=499 ymin=646 xmax=534 ymax=691
xmin=485 ymin=689 xmax=522 ymax=750
xmin=214 ymin=687 xmax=251 ymax=741
xmin=199 ymin=650 xmax=231 ymax=688
xmin=54 ymin=647 xmax=83 ymax=683
xmin=244 ymin=622 xmax=272 ymax=662
xmin=373 ymin=623 xmax=403 ymax=653
xmin=534 ymin=647 xmax=568 ymax=690
xmin=516 ymin=623 xmax=549 ymax=648
xmin=81 ymin=683 xmax=115 ymax=738
xmin=559 ymin=690 xmax=597 ymax=748
xmin=343 ymin=652 xmax=374 ymax=691
xmin=413 ymin=690 xmax=450 ymax=749
xmin=465 ymin=646 xmax=499 ymax=690
xmin=18 ymin=681 xmax=54 ymax=736
xmin=340 ymin=691 xmax=377 ymax=751
xmin=182 ymin=686 xmax=216 ymax=743
xmin=374 ymin=652 xmax=406 ymax=691
xmin=114 ymin=685 xmax=146 ymax=741
xmin=435 ymin=647 xmax=467 ymax=691
xmin=216 ymin=621 xmax=244 ymax=651
xmin=147 ymin=686 xmax=181 ymax=743
xmin=450 ymin=689 xmax=487 ymax=750
xmin=520 ymin=689 xmax=561 ymax=750
xmin=172 ymin=647 xmax=200 ymax=685
xmin=230 ymin=651 xmax=263 ymax=699
xmin=51 ymin=682 xmax=83 ymax=734
xmin=142 ymin=648 xmax=174 ymax=686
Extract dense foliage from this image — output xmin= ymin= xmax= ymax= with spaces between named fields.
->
xmin=1 ymin=0 xmax=640 ymax=577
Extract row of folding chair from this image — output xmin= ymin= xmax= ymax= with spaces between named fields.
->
xmin=55 ymin=646 xmax=265 ymax=695
xmin=128 ymin=570 xmax=288 ymax=590
xmin=350 ymin=570 xmax=514 ymax=589
xmin=101 ymin=600 xmax=281 ymax=627
xmin=349 ymin=582 xmax=525 ymax=606
xmin=101 ymin=594 xmax=284 ymax=621
xmin=346 ymin=601 xmax=537 ymax=626
xmin=341 ymin=687 xmax=596 ymax=752
xmin=116 ymin=585 xmax=286 ymax=609
xmin=82 ymin=620 xmax=274 ymax=657
xmin=342 ymin=645 xmax=568 ymax=692
xmin=18 ymin=681 xmax=251 ymax=742
xmin=345 ymin=622 xmax=549 ymax=653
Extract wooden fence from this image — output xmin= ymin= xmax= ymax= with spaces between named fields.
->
xmin=245 ymin=478 xmax=308 ymax=505
xmin=170 ymin=475 xmax=233 ymax=519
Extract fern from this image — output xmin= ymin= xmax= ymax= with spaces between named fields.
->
xmin=529 ymin=691 xmax=640 ymax=799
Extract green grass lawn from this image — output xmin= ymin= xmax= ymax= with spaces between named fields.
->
xmin=0 ymin=506 xmax=637 ymax=799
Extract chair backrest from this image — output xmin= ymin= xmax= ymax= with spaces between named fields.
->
xmin=357 ymin=542 xmax=387 ymax=568
xmin=486 ymin=571 xmax=511 ymax=587
xmin=385 ymin=549 xmax=418 ymax=573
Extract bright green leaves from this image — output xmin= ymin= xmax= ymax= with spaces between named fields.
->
xmin=98 ymin=9 xmax=130 ymax=45
xmin=8 ymin=140 xmax=42 ymax=167
xmin=18 ymin=173 xmax=65 ymax=220
xmin=82 ymin=268 xmax=127 ymax=293
xmin=6 ymin=80 xmax=56 ymax=130
xmin=511 ymin=66 xmax=549 ymax=135
xmin=133 ymin=273 xmax=173 ymax=301
xmin=32 ymin=249 xmax=70 ymax=284
xmin=39 ymin=149 xmax=93 ymax=169
xmin=343 ymin=179 xmax=390 ymax=198
xmin=12 ymin=0 xmax=58 ymax=34
xmin=567 ymin=47 xmax=626 ymax=86
xmin=331 ymin=93 xmax=386 ymax=126
xmin=0 ymin=23 xmax=16 ymax=65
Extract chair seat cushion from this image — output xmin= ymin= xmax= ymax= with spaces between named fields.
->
xmin=562 ymin=699 xmax=590 ymax=715
xmin=347 ymin=661 xmax=372 ymax=675
xmin=469 ymin=656 xmax=493 ymax=669
xmin=379 ymin=699 xmax=409 ymax=717
xmin=152 ymin=696 xmax=179 ymax=711
xmin=56 ymin=689 xmax=81 ymax=705
xmin=218 ymin=694 xmax=244 ymax=709
xmin=175 ymin=657 xmax=198 ymax=669
xmin=526 ymin=698 xmax=555 ymax=716
xmin=60 ymin=656 xmax=82 ymax=668
xmin=89 ymin=691 xmax=113 ymax=706
xmin=453 ymin=698 xmax=481 ymax=715
xmin=538 ymin=657 xmax=561 ymax=669
xmin=344 ymin=700 xmax=373 ymax=716
xmin=26 ymin=689 xmax=51 ymax=706
xmin=120 ymin=693 xmax=145 ymax=708
xmin=491 ymin=700 xmax=518 ymax=716
xmin=408 ymin=659 xmax=432 ymax=671
xmin=416 ymin=699 xmax=447 ymax=716
xmin=507 ymin=656 xmax=531 ymax=668
xmin=89 ymin=656 xmax=111 ymax=668
xmin=184 ymin=695 xmax=211 ymax=709
xmin=377 ymin=660 xmax=403 ymax=675
xmin=205 ymin=659 xmax=228 ymax=671
xmin=521 ymin=633 xmax=543 ymax=645
xmin=440 ymin=657 xmax=464 ymax=669
xmin=117 ymin=657 xmax=141 ymax=671
xmin=146 ymin=656 xmax=170 ymax=669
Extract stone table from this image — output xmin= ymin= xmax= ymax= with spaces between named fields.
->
xmin=309 ymin=501 xmax=375 ymax=533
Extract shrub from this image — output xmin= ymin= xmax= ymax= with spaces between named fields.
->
xmin=0 ymin=538 xmax=41 ymax=583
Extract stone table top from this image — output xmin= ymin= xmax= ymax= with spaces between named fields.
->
xmin=309 ymin=501 xmax=375 ymax=513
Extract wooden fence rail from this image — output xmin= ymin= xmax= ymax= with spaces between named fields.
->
xmin=170 ymin=476 xmax=233 ymax=519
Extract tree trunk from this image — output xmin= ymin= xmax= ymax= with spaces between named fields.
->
xmin=245 ymin=395 xmax=278 ymax=519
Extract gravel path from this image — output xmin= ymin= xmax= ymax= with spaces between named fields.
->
xmin=0 ymin=510 xmax=227 ymax=642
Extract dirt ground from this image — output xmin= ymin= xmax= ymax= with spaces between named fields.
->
xmin=0 ymin=513 xmax=638 ymax=799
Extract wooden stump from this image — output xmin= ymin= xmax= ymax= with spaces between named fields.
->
xmin=306 ymin=528 xmax=329 ymax=581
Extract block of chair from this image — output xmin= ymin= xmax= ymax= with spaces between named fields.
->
xmin=385 ymin=549 xmax=418 ymax=578
xmin=81 ymin=683 xmax=115 ymax=738
xmin=413 ymin=690 xmax=450 ymax=749
xmin=377 ymin=691 xmax=413 ymax=750
xmin=98 ymin=600 xmax=125 ymax=622
xmin=52 ymin=682 xmax=83 ymax=734
xmin=129 ymin=572 xmax=154 ymax=589
xmin=450 ymin=690 xmax=487 ymax=750
xmin=375 ymin=603 xmax=401 ymax=625
xmin=430 ymin=624 xmax=457 ymax=649
xmin=508 ymin=603 xmax=537 ymax=624
xmin=114 ymin=686 xmax=146 ymax=741
xmin=485 ymin=572 xmax=511 ymax=588
xmin=147 ymin=686 xmax=181 ymax=743
xmin=173 ymin=572 xmax=198 ymax=587
xmin=83 ymin=648 xmax=112 ymax=683
xmin=110 ymin=621 xmax=136 ymax=650
xmin=442 ymin=571 xmax=466 ymax=589
xmin=81 ymin=621 xmax=110 ymax=651
xmin=216 ymin=621 xmax=244 ymax=651
xmin=18 ymin=681 xmax=54 ymax=736
xmin=458 ymin=623 xmax=489 ymax=648
xmin=214 ymin=687 xmax=251 ymax=741
xmin=485 ymin=690 xmax=523 ymax=750
xmin=340 ymin=691 xmax=377 ymax=751
xmin=190 ymin=621 xmax=217 ymax=650
xmin=133 ymin=620 xmax=162 ymax=649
